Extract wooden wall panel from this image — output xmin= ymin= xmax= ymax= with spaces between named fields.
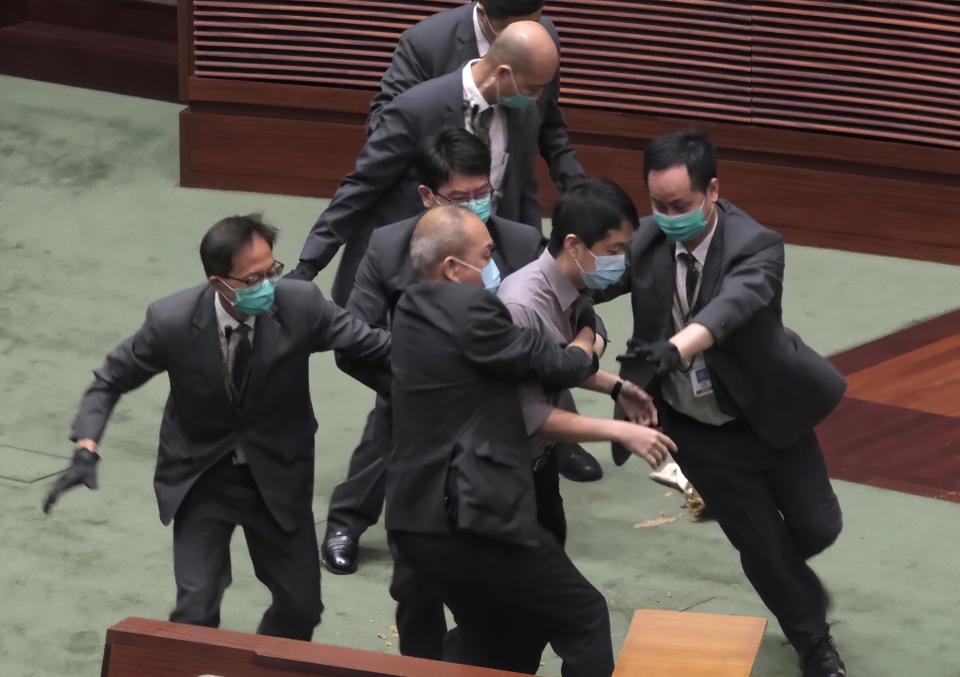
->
xmin=180 ymin=108 xmax=367 ymax=197
xmin=178 ymin=0 xmax=960 ymax=263
xmin=181 ymin=106 xmax=960 ymax=264
xmin=0 ymin=0 xmax=178 ymax=100
xmin=751 ymin=0 xmax=960 ymax=148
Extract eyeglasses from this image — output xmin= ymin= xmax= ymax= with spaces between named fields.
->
xmin=221 ymin=261 xmax=284 ymax=291
xmin=434 ymin=182 xmax=493 ymax=205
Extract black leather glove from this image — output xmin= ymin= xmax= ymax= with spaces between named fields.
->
xmin=643 ymin=341 xmax=682 ymax=375
xmin=569 ymin=294 xmax=597 ymax=334
xmin=284 ymin=259 xmax=320 ymax=282
xmin=42 ymin=447 xmax=100 ymax=514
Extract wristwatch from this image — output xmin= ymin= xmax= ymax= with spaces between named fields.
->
xmin=610 ymin=379 xmax=624 ymax=401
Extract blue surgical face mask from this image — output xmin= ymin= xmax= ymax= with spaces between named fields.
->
xmin=222 ymin=279 xmax=276 ymax=316
xmin=458 ymin=195 xmax=493 ymax=222
xmin=653 ymin=199 xmax=709 ymax=242
xmin=454 ymin=256 xmax=501 ymax=294
xmin=575 ymin=247 xmax=627 ymax=290
xmin=498 ymin=70 xmax=535 ymax=109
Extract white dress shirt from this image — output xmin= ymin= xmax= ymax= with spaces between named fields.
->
xmin=674 ymin=209 xmax=719 ymax=317
xmin=462 ymin=59 xmax=508 ymax=200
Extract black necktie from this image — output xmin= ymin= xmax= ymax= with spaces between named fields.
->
xmin=228 ymin=324 xmax=252 ymax=395
xmin=677 ymin=252 xmax=701 ymax=312
xmin=471 ymin=105 xmax=494 ymax=148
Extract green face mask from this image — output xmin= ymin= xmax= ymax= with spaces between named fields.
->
xmin=653 ymin=199 xmax=709 ymax=242
xmin=223 ymin=279 xmax=276 ymax=316
xmin=459 ymin=195 xmax=492 ymax=222
xmin=498 ymin=70 xmax=535 ymax=109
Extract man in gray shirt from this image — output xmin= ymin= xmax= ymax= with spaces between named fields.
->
xmin=497 ymin=178 xmax=676 ymax=542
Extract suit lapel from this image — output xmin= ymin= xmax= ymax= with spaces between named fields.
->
xmin=442 ymin=71 xmax=464 ymax=128
xmin=192 ymin=286 xmax=230 ymax=400
xmin=696 ymin=209 xmax=726 ymax=312
xmin=487 ymin=216 xmax=512 ymax=273
xmin=651 ymin=234 xmax=676 ymax=330
xmin=455 ymin=4 xmax=480 ymax=64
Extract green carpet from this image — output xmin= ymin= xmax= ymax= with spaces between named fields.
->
xmin=2 ymin=75 xmax=959 ymax=676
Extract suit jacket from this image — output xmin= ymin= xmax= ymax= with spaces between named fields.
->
xmin=69 ymin=281 xmax=391 ymax=531
xmin=345 ymin=213 xmax=546 ymax=329
xmin=609 ymin=200 xmax=846 ymax=452
xmin=366 ymin=1 xmax=584 ymax=193
xmin=298 ymin=69 xmax=544 ymax=288
xmin=386 ymin=282 xmax=597 ymax=546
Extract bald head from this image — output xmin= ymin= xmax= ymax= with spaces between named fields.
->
xmin=488 ymin=20 xmax=559 ymax=85
xmin=410 ymin=206 xmax=494 ymax=286
xmin=471 ymin=20 xmax=558 ymax=107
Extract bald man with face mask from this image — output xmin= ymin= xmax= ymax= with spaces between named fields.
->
xmin=288 ymin=22 xmax=560 ymax=305
xmin=386 ymin=206 xmax=614 ymax=676
xmin=367 ymin=1 xmax=583 ymax=194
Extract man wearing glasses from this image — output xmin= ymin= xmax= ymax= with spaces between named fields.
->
xmin=322 ymin=129 xmax=544 ymax=581
xmin=42 ymin=214 xmax=392 ymax=641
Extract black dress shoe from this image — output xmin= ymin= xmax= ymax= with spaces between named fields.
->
xmin=321 ymin=531 xmax=359 ymax=575
xmin=801 ymin=633 xmax=846 ymax=677
xmin=554 ymin=443 xmax=603 ymax=482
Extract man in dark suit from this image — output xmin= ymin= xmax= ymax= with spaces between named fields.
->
xmin=286 ymin=20 xmax=558 ymax=307
xmin=42 ymin=215 xmax=391 ymax=641
xmin=367 ymin=0 xmax=584 ymax=194
xmin=387 ymin=205 xmax=614 ymax=677
xmin=321 ymin=128 xmax=544 ymax=576
xmin=605 ymin=130 xmax=847 ymax=677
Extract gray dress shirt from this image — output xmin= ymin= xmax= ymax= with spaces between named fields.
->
xmin=497 ymin=249 xmax=582 ymax=456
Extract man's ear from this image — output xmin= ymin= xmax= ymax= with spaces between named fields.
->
xmin=418 ymin=185 xmax=435 ymax=210
xmin=439 ymin=256 xmax=459 ymax=283
xmin=209 ymin=276 xmax=233 ymax=301
xmin=563 ymin=233 xmax=582 ymax=256
xmin=707 ymin=177 xmax=720 ymax=203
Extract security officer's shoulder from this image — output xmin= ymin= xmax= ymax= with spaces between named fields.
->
xmin=719 ymin=200 xmax=782 ymax=248
xmin=148 ymin=284 xmax=209 ymax=325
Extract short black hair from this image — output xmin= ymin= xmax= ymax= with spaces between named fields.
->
xmin=199 ymin=214 xmax=278 ymax=277
xmin=642 ymin=129 xmax=718 ymax=193
xmin=548 ymin=178 xmax=638 ymax=256
xmin=416 ymin=128 xmax=492 ymax=191
xmin=480 ymin=0 xmax=546 ymax=20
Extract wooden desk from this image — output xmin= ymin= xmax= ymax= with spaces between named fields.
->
xmin=613 ymin=609 xmax=767 ymax=677
xmin=102 ymin=617 xmax=529 ymax=677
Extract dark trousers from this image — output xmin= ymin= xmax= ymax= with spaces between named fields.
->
xmin=325 ymin=395 xmax=391 ymax=537
xmin=390 ymin=452 xmax=567 ymax=661
xmin=169 ymin=456 xmax=323 ymax=641
xmin=331 ymin=231 xmax=372 ymax=307
xmin=663 ymin=406 xmax=842 ymax=654
xmin=391 ymin=528 xmax=614 ymax=677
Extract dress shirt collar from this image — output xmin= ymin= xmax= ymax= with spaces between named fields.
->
xmin=675 ymin=207 xmax=720 ymax=267
xmin=462 ymin=58 xmax=492 ymax=115
xmin=472 ymin=3 xmax=493 ymax=57
xmin=539 ymin=249 xmax=581 ymax=312
xmin=214 ymin=289 xmax=255 ymax=336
